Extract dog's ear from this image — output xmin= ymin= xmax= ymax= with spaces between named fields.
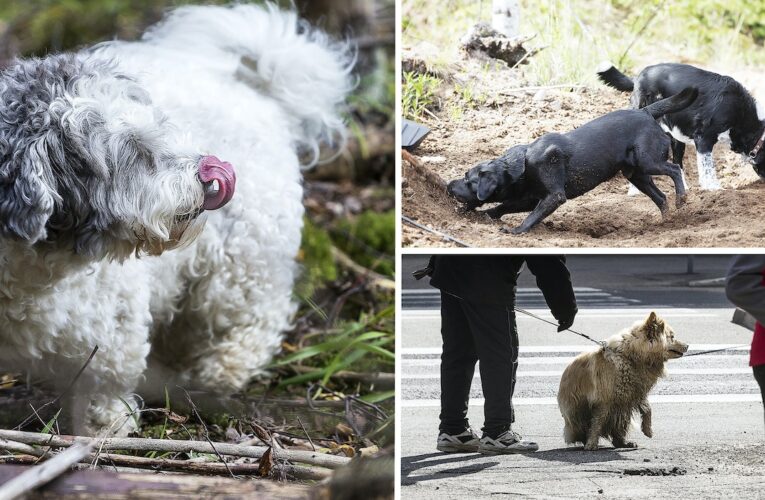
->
xmin=477 ymin=172 xmax=499 ymax=201
xmin=643 ymin=311 xmax=665 ymax=340
xmin=543 ymin=144 xmax=566 ymax=167
xmin=0 ymin=133 xmax=59 ymax=243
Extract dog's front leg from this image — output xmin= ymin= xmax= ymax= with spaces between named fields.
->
xmin=483 ymin=198 xmax=538 ymax=220
xmin=584 ymin=405 xmax=609 ymax=450
xmin=639 ymin=399 xmax=653 ymax=438
xmin=694 ymin=136 xmax=721 ymax=190
xmin=502 ymin=192 xmax=565 ymax=234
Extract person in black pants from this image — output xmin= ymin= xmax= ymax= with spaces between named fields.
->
xmin=417 ymin=255 xmax=577 ymax=454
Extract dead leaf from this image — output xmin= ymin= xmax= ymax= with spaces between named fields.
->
xmin=359 ymin=445 xmax=379 ymax=457
xmin=257 ymin=447 xmax=274 ymax=477
xmin=334 ymin=423 xmax=354 ymax=438
xmin=250 ymin=422 xmax=272 ymax=445
xmin=167 ymin=412 xmax=188 ymax=424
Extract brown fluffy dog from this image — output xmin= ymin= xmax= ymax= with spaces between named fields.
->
xmin=557 ymin=312 xmax=688 ymax=450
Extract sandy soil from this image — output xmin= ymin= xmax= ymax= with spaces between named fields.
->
xmin=402 ymin=67 xmax=765 ymax=248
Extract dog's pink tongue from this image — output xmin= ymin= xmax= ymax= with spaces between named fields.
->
xmin=198 ymin=155 xmax=236 ymax=210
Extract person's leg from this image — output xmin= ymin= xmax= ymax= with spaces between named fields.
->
xmin=753 ymin=364 xmax=765 ymax=430
xmin=439 ymin=292 xmax=479 ymax=435
xmin=458 ymin=300 xmax=518 ymax=438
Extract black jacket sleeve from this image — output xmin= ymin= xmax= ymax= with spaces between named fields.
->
xmin=525 ymin=256 xmax=578 ymax=322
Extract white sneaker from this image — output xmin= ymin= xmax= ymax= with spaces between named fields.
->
xmin=478 ymin=429 xmax=539 ymax=454
xmin=436 ymin=427 xmax=481 ymax=453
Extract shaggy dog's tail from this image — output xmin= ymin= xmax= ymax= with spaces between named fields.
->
xmin=143 ymin=3 xmax=355 ymax=166
xmin=643 ymin=87 xmax=699 ymax=118
xmin=596 ymin=62 xmax=635 ymax=92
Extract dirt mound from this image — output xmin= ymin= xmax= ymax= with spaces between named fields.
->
xmin=402 ymin=85 xmax=765 ymax=248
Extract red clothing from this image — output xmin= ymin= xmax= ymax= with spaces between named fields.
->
xmin=753 ymin=323 xmax=765 ymax=367
xmin=754 ymin=269 xmax=765 ymax=367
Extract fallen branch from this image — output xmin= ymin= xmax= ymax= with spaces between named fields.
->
xmin=0 ymin=464 xmax=311 ymax=497
xmin=0 ymin=442 xmax=93 ymax=500
xmin=0 ymin=439 xmax=43 ymax=457
xmin=0 ymin=430 xmax=350 ymax=470
xmin=331 ymin=246 xmax=395 ymax=291
xmin=499 ymin=83 xmax=589 ymax=94
xmin=3 ymin=453 xmax=330 ymax=481
xmin=401 ymin=216 xmax=470 ymax=248
xmin=402 ymin=149 xmax=448 ymax=192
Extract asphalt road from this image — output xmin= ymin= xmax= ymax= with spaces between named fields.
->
xmin=399 ymin=276 xmax=765 ymax=499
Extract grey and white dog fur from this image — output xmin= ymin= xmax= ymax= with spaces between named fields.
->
xmin=0 ymin=4 xmax=352 ymax=435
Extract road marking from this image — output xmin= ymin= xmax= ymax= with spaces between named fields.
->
xmin=403 ymin=355 xmax=749 ymax=367
xmin=402 ymin=368 xmax=753 ymax=379
xmin=403 ymin=287 xmax=605 ymax=294
xmin=402 ymin=394 xmax=762 ymax=408
xmin=402 ymin=307 xmax=721 ymax=316
xmin=401 ymin=345 xmax=750 ymax=356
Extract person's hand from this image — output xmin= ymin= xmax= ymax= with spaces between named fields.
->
xmin=557 ymin=316 xmax=574 ymax=332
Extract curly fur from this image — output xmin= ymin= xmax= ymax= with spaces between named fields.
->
xmin=0 ymin=4 xmax=352 ymax=435
xmin=557 ymin=312 xmax=688 ymax=450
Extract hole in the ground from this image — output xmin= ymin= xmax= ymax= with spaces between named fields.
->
xmin=623 ymin=466 xmax=687 ymax=476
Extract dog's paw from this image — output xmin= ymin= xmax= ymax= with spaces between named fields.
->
xmin=500 ymin=225 xmax=527 ymax=235
xmin=583 ymin=442 xmax=599 ymax=451
xmin=675 ymin=194 xmax=688 ymax=209
xmin=483 ymin=209 xmax=502 ymax=220
xmin=613 ymin=440 xmax=638 ymax=449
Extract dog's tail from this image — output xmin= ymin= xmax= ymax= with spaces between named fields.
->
xmin=143 ymin=4 xmax=354 ymax=167
xmin=643 ymin=87 xmax=699 ymax=118
xmin=596 ymin=62 xmax=635 ymax=92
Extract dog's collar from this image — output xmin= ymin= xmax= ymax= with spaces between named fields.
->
xmin=749 ymin=126 xmax=765 ymax=160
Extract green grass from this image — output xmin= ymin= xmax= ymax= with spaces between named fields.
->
xmin=403 ymin=0 xmax=765 ymax=87
xmin=271 ymin=305 xmax=394 ymax=401
xmin=402 ymin=71 xmax=441 ymax=120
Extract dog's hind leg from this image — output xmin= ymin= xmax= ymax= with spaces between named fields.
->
xmin=628 ymin=175 xmax=668 ymax=215
xmin=638 ymin=398 xmax=653 ymax=438
xmin=610 ymin=412 xmax=637 ymax=449
xmin=671 ymin=139 xmax=686 ymax=169
xmin=584 ymin=405 xmax=609 ymax=450
xmin=671 ymin=139 xmax=689 ymax=191
xmin=635 ymin=160 xmax=688 ymax=208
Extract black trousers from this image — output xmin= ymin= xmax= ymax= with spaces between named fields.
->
xmin=439 ymin=291 xmax=519 ymax=438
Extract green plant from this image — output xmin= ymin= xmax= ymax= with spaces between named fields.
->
xmin=296 ymin=218 xmax=338 ymax=299
xmin=334 ymin=210 xmax=395 ymax=277
xmin=402 ymin=71 xmax=441 ymax=120
xmin=270 ymin=306 xmax=394 ymax=399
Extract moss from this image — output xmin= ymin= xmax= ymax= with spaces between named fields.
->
xmin=333 ymin=210 xmax=395 ymax=277
xmin=296 ymin=217 xmax=338 ymax=298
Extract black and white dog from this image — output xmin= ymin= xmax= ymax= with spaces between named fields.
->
xmin=598 ymin=62 xmax=765 ymax=190
xmin=448 ymin=88 xmax=698 ymax=233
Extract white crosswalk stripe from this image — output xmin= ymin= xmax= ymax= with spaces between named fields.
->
xmin=403 ymin=287 xmax=641 ymax=309
xmin=401 ymin=343 xmax=759 ymax=407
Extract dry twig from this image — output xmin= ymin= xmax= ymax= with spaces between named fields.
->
xmin=0 ymin=430 xmax=350 ymax=470
xmin=0 ymin=442 xmax=94 ymax=500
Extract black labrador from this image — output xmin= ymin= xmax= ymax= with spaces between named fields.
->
xmin=447 ymin=87 xmax=698 ymax=234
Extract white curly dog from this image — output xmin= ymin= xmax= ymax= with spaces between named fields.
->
xmin=0 ymin=4 xmax=352 ymax=435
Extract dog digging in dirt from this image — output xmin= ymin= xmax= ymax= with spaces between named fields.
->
xmin=598 ymin=62 xmax=765 ymax=190
xmin=557 ymin=312 xmax=688 ymax=450
xmin=447 ymin=87 xmax=698 ymax=234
